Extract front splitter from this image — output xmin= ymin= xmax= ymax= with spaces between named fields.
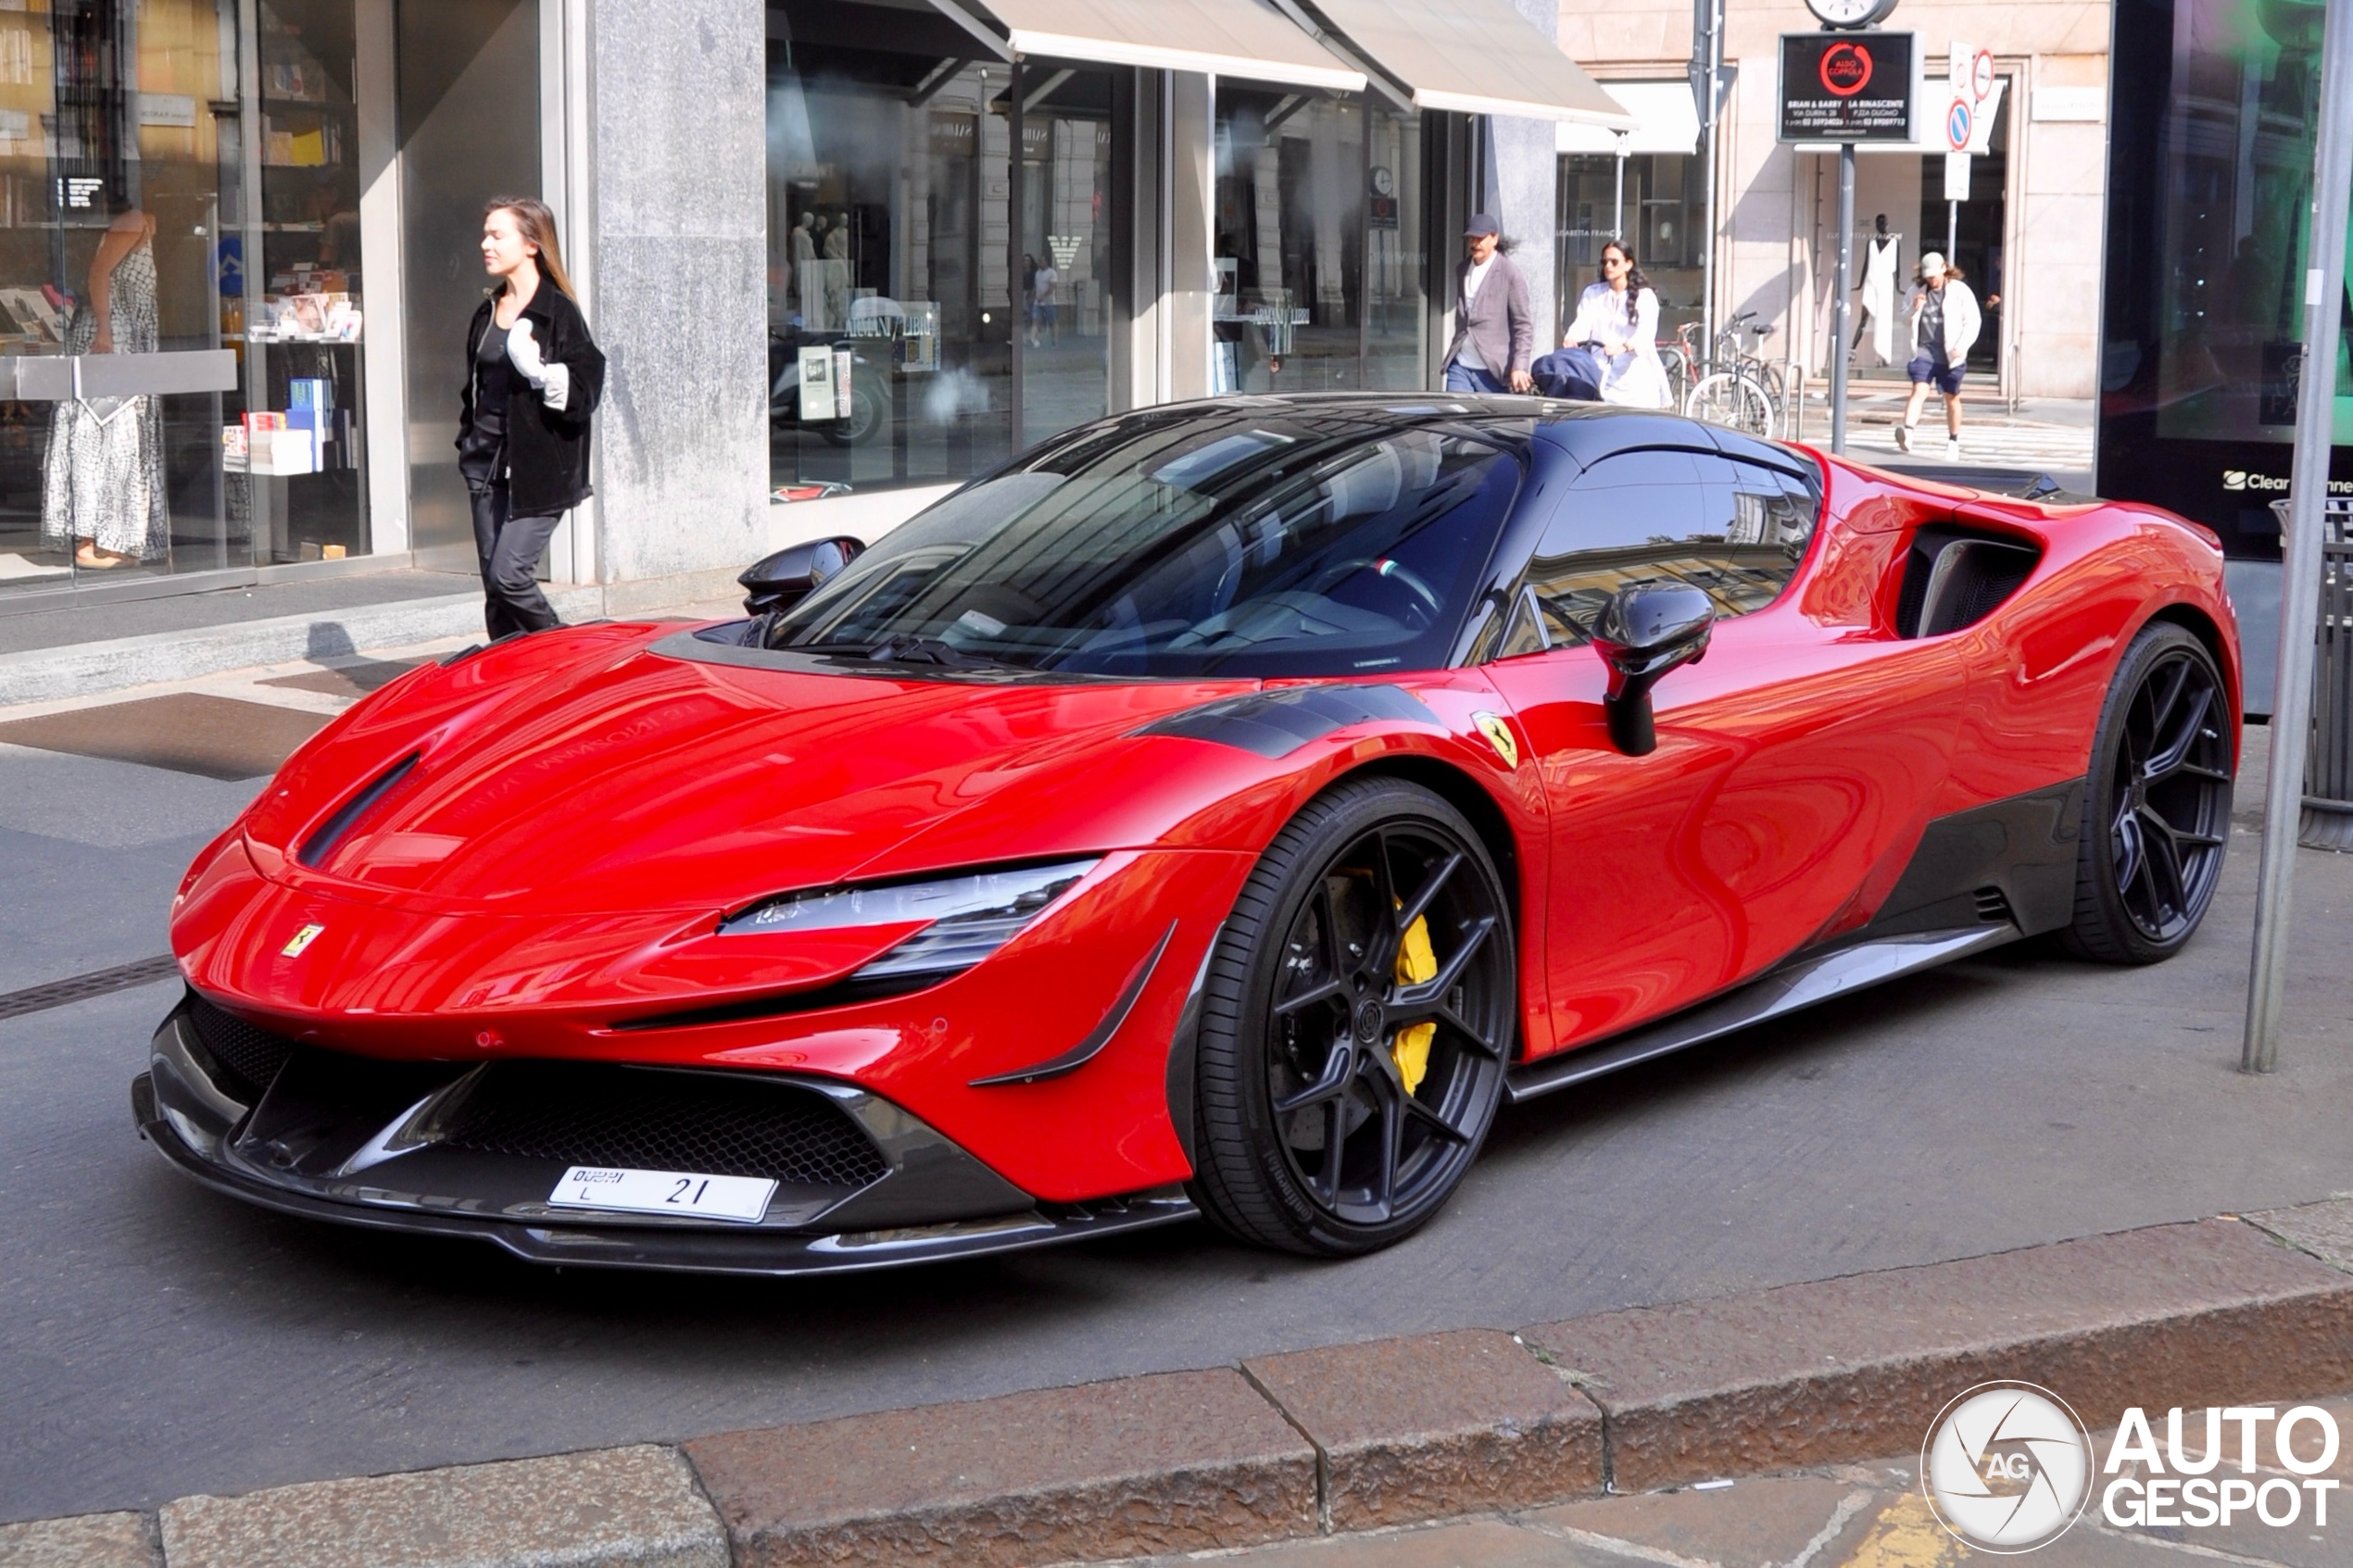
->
xmin=132 ymin=1073 xmax=1197 ymax=1277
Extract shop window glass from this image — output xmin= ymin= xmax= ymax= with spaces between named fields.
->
xmin=1214 ymin=87 xmax=1425 ymax=394
xmin=246 ymin=0 xmax=367 ymax=565
xmin=1556 ymin=151 xmax=1702 ymax=338
xmin=0 ymin=0 xmax=371 ymax=596
xmin=1015 ymin=67 xmax=1114 ymax=447
xmin=768 ymin=3 xmax=1019 ymax=500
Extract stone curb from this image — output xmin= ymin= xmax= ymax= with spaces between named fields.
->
xmin=9 ymin=1206 xmax=2350 ymax=1568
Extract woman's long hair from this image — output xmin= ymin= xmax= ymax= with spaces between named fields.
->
xmin=484 ymin=196 xmax=577 ymax=299
xmin=1600 ymin=239 xmax=1652 ymax=306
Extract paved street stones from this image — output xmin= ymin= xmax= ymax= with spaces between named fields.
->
xmin=156 ymin=1445 xmax=725 ymax=1568
xmin=2248 ymin=1198 xmax=2353 ymax=1274
xmin=1521 ymin=1218 xmax=2353 ymax=1490
xmin=1240 ymin=1329 xmax=1604 ymax=1530
xmin=684 ymin=1368 xmax=1316 ymax=1566
xmin=1527 ymin=1473 xmax=1885 ymax=1566
xmin=0 ymin=1512 xmax=158 ymax=1568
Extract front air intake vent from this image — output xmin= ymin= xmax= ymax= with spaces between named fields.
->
xmin=186 ymin=993 xmax=299 ymax=1102
xmin=439 ymin=1061 xmax=889 ymax=1191
xmin=296 ymin=753 xmax=421 ymax=868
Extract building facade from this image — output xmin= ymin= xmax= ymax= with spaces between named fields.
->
xmin=0 ymin=0 xmax=1624 ymax=612
xmin=1554 ymin=0 xmax=2110 ymax=404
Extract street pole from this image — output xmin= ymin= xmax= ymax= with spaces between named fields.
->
xmin=1831 ymin=140 xmax=1854 ymax=454
xmin=1946 ymin=197 xmax=1957 ymax=261
xmin=2242 ymin=0 xmax=2353 ymax=1073
xmin=1694 ymin=0 xmax=1720 ymax=366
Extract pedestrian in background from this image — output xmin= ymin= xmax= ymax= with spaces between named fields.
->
xmin=457 ymin=196 xmax=605 ymax=640
xmin=1894 ymin=250 xmax=1980 ymax=461
xmin=1441 ymin=214 xmax=1532 ymax=394
xmin=1566 ymin=239 xmax=1670 ymax=408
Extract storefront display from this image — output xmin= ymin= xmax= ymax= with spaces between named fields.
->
xmin=0 ymin=0 xmax=368 ymax=597
xmin=1213 ymin=87 xmax=1427 ymax=395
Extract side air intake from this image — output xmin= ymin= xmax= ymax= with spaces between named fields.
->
xmin=1896 ymin=528 xmax=2042 ymax=639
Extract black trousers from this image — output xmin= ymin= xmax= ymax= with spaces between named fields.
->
xmin=469 ymin=483 xmax=563 ymax=640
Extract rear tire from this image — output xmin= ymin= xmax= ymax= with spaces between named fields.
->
xmin=2060 ymin=622 xmax=2234 ymax=963
xmin=1188 ymin=778 xmax=1515 ymax=1257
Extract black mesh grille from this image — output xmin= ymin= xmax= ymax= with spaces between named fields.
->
xmin=187 ymin=994 xmax=298 ymax=1102
xmin=440 ymin=1062 xmax=889 ymax=1189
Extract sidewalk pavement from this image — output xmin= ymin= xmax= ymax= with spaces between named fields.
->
xmin=6 ymin=1200 xmax=2351 ymax=1566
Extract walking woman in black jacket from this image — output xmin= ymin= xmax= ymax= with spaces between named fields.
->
xmin=458 ymin=196 xmax=605 ymax=638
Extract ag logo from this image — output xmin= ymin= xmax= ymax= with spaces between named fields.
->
xmin=1922 ymin=1382 xmax=2093 ymax=1552
xmin=280 ymin=922 xmax=325 ymax=958
xmin=1471 ymin=711 xmax=1519 ymax=770
xmin=2224 ymin=470 xmax=2247 ymax=491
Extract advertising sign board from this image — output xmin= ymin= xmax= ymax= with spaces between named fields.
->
xmin=1779 ymin=31 xmax=1916 ymax=141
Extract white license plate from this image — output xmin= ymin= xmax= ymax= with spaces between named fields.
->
xmin=547 ymin=1166 xmax=776 ymax=1223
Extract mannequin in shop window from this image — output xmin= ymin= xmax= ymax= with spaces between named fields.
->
xmin=41 ymin=185 xmax=168 ymax=569
xmin=1854 ymin=215 xmax=1900 ymax=370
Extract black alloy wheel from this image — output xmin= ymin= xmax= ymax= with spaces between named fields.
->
xmin=1189 ymin=777 xmax=1516 ymax=1256
xmin=2063 ymin=622 xmax=2234 ymax=963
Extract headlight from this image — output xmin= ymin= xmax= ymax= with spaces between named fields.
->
xmin=721 ymin=859 xmax=1099 ymax=986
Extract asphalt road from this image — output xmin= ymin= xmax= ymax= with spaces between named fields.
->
xmin=6 ymin=726 xmax=2353 ymax=1523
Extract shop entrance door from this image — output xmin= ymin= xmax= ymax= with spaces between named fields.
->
xmin=396 ymin=0 xmax=537 ymax=574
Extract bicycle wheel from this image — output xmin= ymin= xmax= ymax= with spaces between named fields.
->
xmin=1685 ymin=370 xmax=1772 ymax=436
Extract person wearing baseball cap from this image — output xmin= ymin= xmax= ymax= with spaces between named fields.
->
xmin=1441 ymin=214 xmax=1534 ymax=395
xmin=1896 ymin=250 xmax=1982 ymax=461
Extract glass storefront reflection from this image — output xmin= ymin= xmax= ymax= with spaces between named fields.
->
xmin=1557 ymin=151 xmax=1703 ymax=339
xmin=0 ymin=0 xmax=370 ymax=597
xmin=768 ymin=5 xmax=1014 ymax=499
xmin=1013 ymin=67 xmax=1112 ymax=448
xmin=1213 ymin=87 xmax=1425 ymax=395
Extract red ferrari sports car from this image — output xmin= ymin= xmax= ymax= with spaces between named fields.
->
xmin=135 ymin=395 xmax=2238 ymax=1273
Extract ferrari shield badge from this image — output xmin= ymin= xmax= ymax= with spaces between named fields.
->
xmin=281 ymin=923 xmax=325 ymax=958
xmin=1472 ymin=711 xmax=1519 ymax=770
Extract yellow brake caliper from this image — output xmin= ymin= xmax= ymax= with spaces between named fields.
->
xmin=1391 ymin=911 xmax=1437 ymax=1097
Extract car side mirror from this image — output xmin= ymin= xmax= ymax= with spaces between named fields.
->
xmin=1591 ymin=583 xmax=1714 ymax=757
xmin=739 ymin=535 xmax=864 ymax=616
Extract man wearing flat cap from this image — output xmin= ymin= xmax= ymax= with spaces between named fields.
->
xmin=1442 ymin=214 xmax=1534 ymax=394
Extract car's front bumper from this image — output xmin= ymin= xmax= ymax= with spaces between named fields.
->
xmin=133 ymin=990 xmax=1194 ymax=1276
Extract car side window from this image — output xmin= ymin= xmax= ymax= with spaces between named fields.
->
xmin=1507 ymin=449 xmax=1819 ymax=649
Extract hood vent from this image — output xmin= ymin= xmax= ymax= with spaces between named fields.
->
xmin=296 ymin=753 xmax=421 ymax=869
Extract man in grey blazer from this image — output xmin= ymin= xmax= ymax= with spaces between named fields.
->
xmin=1442 ymin=214 xmax=1534 ymax=394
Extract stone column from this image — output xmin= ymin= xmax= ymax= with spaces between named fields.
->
xmin=1490 ymin=0 xmax=1560 ymax=357
xmin=581 ymin=0 xmax=769 ymax=607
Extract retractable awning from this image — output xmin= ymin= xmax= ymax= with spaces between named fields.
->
xmin=930 ymin=0 xmax=1366 ymax=93
xmin=1302 ymin=0 xmax=1633 ymax=126
xmin=1556 ymin=82 xmax=1700 ymax=155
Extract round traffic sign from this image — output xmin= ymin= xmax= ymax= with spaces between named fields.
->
xmin=1972 ymin=49 xmax=1996 ymax=101
xmin=1945 ymin=98 xmax=1972 ymax=150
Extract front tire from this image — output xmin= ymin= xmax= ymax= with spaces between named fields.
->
xmin=2061 ymin=622 xmax=2234 ymax=963
xmin=1189 ymin=778 xmax=1516 ymax=1257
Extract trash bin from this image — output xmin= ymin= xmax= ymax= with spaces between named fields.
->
xmin=2271 ymin=497 xmax=2353 ymax=850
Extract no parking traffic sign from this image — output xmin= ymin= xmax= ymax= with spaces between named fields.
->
xmin=1945 ymin=96 xmax=1972 ymax=151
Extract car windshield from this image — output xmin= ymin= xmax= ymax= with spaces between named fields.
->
xmin=761 ymin=411 xmax=1522 ymax=678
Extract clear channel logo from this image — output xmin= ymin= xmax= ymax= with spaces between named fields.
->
xmin=1921 ymin=1382 xmax=2094 ymax=1552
